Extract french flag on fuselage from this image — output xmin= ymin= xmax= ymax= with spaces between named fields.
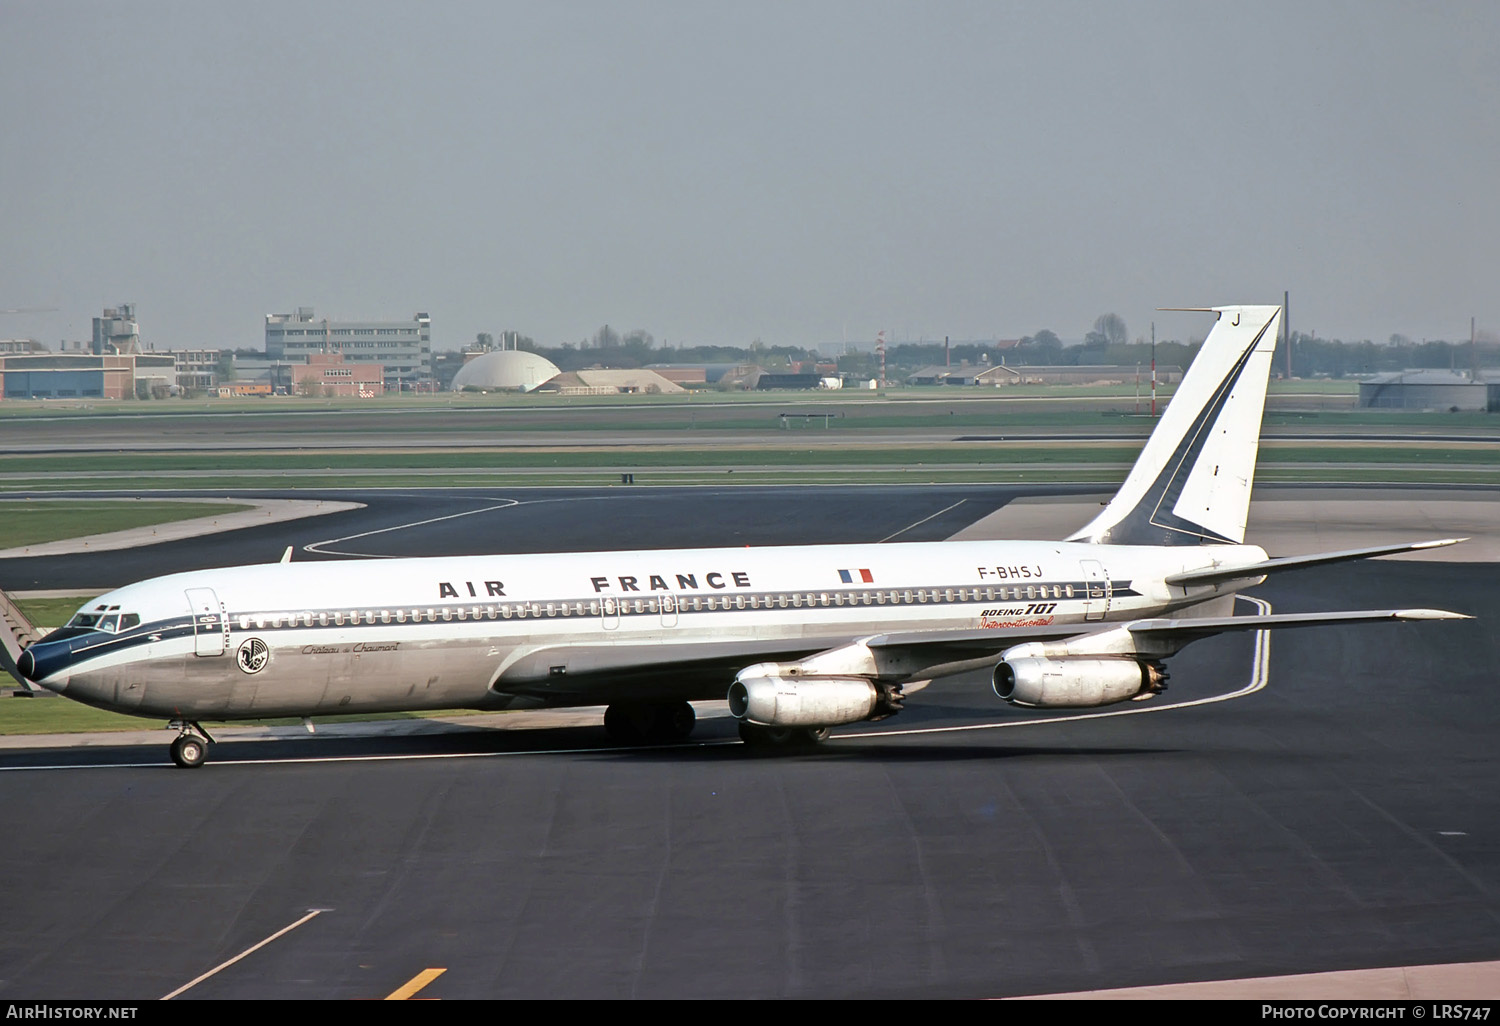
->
xmin=838 ymin=568 xmax=875 ymax=584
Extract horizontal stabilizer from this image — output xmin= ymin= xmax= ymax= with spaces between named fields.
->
xmin=1164 ymin=538 xmax=1467 ymax=587
xmin=1129 ymin=607 xmax=1471 ymax=642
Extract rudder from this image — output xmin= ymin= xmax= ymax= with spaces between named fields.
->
xmin=1067 ymin=304 xmax=1282 ymax=546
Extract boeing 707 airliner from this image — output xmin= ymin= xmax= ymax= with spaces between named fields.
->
xmin=1 ymin=305 xmax=1468 ymax=766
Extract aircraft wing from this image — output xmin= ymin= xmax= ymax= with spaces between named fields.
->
xmin=489 ymin=606 xmax=1470 ymax=704
xmin=487 ymin=621 xmax=1093 ymax=703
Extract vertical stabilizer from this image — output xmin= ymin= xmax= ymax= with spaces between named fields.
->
xmin=1067 ymin=304 xmax=1281 ymax=546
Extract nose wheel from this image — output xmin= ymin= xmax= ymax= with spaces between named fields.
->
xmin=168 ymin=722 xmax=214 ymax=768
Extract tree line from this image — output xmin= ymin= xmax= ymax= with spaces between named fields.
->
xmin=466 ymin=317 xmax=1495 ymax=379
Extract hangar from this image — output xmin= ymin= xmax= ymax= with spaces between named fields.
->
xmin=451 ymin=350 xmax=562 ymax=392
xmin=1357 ymin=370 xmax=1498 ymax=411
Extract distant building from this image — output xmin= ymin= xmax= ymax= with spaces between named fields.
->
xmin=92 ymin=304 xmax=140 ymax=355
xmin=451 ymin=350 xmax=561 ymax=392
xmin=164 ymin=349 xmax=222 ymax=392
xmin=751 ymin=371 xmax=822 ymax=390
xmin=231 ymin=357 xmax=299 ymax=395
xmin=266 ymin=307 xmax=431 ymax=391
xmin=216 ymin=380 xmax=274 ymax=398
xmin=908 ymin=363 xmax=1183 ymax=387
xmin=0 ymin=352 xmax=173 ymax=400
xmin=538 ymin=368 xmax=686 ymax=395
xmin=1358 ymin=370 xmax=1498 ymax=411
xmin=0 ymin=339 xmax=47 ymax=355
xmin=647 ymin=363 xmax=741 ymax=385
xmin=707 ymin=365 xmax=825 ymax=390
xmin=290 ymin=353 xmax=385 ymax=398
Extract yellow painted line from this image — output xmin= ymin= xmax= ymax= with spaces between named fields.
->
xmin=386 ymin=968 xmax=446 ymax=1000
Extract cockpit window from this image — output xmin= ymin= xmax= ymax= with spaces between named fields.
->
xmin=63 ymin=610 xmax=138 ymax=632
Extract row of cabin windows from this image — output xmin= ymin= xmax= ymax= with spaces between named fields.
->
xmin=233 ymin=583 xmax=1085 ymax=630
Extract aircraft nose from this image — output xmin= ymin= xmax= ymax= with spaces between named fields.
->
xmin=15 ymin=637 xmax=80 ymax=689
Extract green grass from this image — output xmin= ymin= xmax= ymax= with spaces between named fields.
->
xmin=0 ymin=500 xmax=256 ymax=547
xmin=3 ymin=437 xmax=1497 ymax=495
xmin=13 ymin=595 xmax=97 ymax=629
xmin=0 ymin=696 xmax=166 ymax=734
xmin=6 ymin=464 xmax=1497 ymax=494
xmin=0 ymin=694 xmax=496 ymax=736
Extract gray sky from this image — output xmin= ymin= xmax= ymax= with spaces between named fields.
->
xmin=3 ymin=1 xmax=1497 ymax=352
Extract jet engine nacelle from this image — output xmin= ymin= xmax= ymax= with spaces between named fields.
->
xmin=993 ymin=656 xmax=1165 ymax=708
xmin=728 ymin=675 xmax=880 ymax=727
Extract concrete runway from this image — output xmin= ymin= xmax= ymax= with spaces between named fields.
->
xmin=0 ymin=486 xmax=1496 ymax=999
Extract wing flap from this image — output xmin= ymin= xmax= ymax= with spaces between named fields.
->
xmin=1129 ymin=607 xmax=1470 ymax=641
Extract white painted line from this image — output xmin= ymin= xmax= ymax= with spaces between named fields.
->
xmin=877 ymin=500 xmax=968 ymax=543
xmin=219 ymin=738 xmax=741 ymax=766
xmin=0 ymin=738 xmax=743 ymax=772
xmin=302 ymin=500 xmax=521 ymax=556
xmin=0 ymin=761 xmax=176 ymax=773
xmin=161 ymin=908 xmax=328 ymax=1000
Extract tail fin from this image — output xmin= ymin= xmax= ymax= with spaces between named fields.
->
xmin=1068 ymin=304 xmax=1282 ymax=546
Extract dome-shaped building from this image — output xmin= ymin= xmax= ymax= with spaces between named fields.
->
xmin=451 ymin=350 xmax=561 ymax=392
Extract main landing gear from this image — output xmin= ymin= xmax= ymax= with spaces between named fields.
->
xmin=168 ymin=721 xmax=214 ymax=769
xmin=736 ymin=724 xmax=831 ymax=749
xmin=603 ymin=701 xmax=697 ymax=745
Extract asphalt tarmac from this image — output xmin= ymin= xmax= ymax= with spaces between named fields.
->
xmin=0 ymin=484 xmax=1093 ymax=590
xmin=0 ymin=487 xmax=1495 ymax=999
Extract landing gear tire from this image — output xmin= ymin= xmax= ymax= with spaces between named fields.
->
xmin=737 ymin=723 xmax=830 ymax=749
xmin=170 ymin=734 xmax=208 ymax=769
xmin=604 ymin=702 xmax=697 ymax=745
xmin=657 ymin=701 xmax=696 ymax=741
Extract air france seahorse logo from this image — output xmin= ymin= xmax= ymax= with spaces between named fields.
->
xmin=237 ymin=637 xmax=269 ymax=674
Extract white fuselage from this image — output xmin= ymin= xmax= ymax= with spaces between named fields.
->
xmin=29 ymin=538 xmax=1267 ymax=720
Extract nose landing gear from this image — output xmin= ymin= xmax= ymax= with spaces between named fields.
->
xmin=168 ymin=721 xmax=214 ymax=768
